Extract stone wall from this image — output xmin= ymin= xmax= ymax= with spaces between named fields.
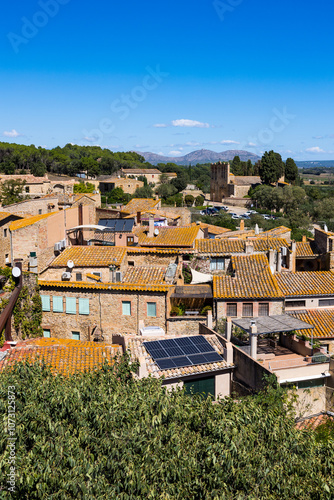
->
xmin=40 ymin=287 xmax=167 ymax=341
xmin=0 ymin=223 xmax=11 ymax=267
xmin=125 ymin=251 xmax=178 ymax=268
xmin=167 ymin=317 xmax=206 ymax=336
xmin=2 ymin=197 xmax=59 ymax=216
xmin=159 ymin=207 xmax=192 ymax=226
xmin=216 ymin=299 xmax=283 ymax=321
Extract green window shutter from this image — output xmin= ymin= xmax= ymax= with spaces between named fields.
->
xmin=43 ymin=329 xmax=51 ymax=338
xmin=41 ymin=295 xmax=50 ymax=312
xmin=184 ymin=376 xmax=215 ymax=400
xmin=79 ymin=298 xmax=89 ymax=315
xmin=53 ymin=296 xmax=63 ymax=313
xmin=122 ymin=301 xmax=131 ymax=315
xmin=66 ymin=297 xmax=77 ymax=314
xmin=72 ymin=331 xmax=80 ymax=340
xmin=147 ymin=302 xmax=157 ymax=317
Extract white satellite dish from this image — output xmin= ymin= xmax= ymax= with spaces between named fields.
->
xmin=154 ymin=228 xmax=159 ymax=236
xmin=67 ymin=260 xmax=74 ymax=269
xmin=12 ymin=267 xmax=21 ymax=278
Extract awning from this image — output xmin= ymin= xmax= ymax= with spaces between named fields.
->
xmin=66 ymin=225 xmax=108 ymax=232
xmin=232 ymin=315 xmax=314 ymax=335
xmin=171 ymin=285 xmax=213 ymax=299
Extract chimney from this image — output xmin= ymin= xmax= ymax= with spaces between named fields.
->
xmin=225 ymin=317 xmax=232 ymax=342
xmin=136 ymin=211 xmax=141 ymax=225
xmin=302 ymin=235 xmax=306 ymax=243
xmin=289 ymin=240 xmax=296 ymax=272
xmin=245 ymin=241 xmax=254 ymax=255
xmin=268 ymin=248 xmax=275 ymax=272
xmin=277 ymin=250 xmax=282 ymax=273
xmin=203 ymin=227 xmax=209 ymax=239
xmin=78 ymin=203 xmax=83 ymax=226
xmin=250 ymin=321 xmax=257 ymax=360
xmin=148 ymin=216 xmax=154 ymax=238
xmin=239 ymin=219 xmax=245 ymax=231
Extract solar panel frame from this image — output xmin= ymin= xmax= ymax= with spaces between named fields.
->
xmin=143 ymin=336 xmax=224 ymax=371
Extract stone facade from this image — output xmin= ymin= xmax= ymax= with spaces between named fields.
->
xmin=210 ymin=162 xmax=261 ymax=202
xmin=10 ymin=206 xmax=92 ymax=271
xmin=167 ymin=317 xmax=207 ymax=336
xmin=99 ymin=177 xmax=144 ymax=195
xmin=40 ymin=287 xmax=168 ymax=341
xmin=216 ymin=299 xmax=284 ymax=322
xmin=2 ymin=197 xmax=59 ymax=216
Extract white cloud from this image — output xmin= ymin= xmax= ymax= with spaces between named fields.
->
xmin=83 ymin=136 xmax=98 ymax=142
xmin=185 ymin=141 xmax=201 ymax=146
xmin=168 ymin=150 xmax=184 ymax=156
xmin=246 ymin=142 xmax=257 ymax=147
xmin=3 ymin=129 xmax=21 ymax=138
xmin=171 ymin=119 xmax=210 ymax=128
xmin=153 ymin=123 xmax=167 ymax=128
xmin=220 ymin=140 xmax=240 ymax=145
xmin=305 ymin=146 xmax=325 ymax=153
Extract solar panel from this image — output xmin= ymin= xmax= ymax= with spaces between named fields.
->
xmin=143 ymin=336 xmax=224 ymax=371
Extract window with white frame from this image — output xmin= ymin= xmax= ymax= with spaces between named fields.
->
xmin=210 ymin=258 xmax=225 ymax=271
xmin=147 ymin=302 xmax=157 ymax=317
xmin=122 ymin=301 xmax=131 ymax=316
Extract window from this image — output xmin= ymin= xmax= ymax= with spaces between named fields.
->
xmin=242 ymin=303 xmax=253 ymax=317
xmin=285 ymin=300 xmax=306 ymax=308
xmin=226 ymin=303 xmax=237 ymax=317
xmin=93 ymin=272 xmax=102 ymax=278
xmin=184 ymin=376 xmax=215 ymax=399
xmin=38 ymin=209 xmax=42 ymax=215
xmin=127 ymin=236 xmax=134 ymax=246
xmin=41 ymin=295 xmax=50 ymax=311
xmin=5 ymin=254 xmax=9 ymax=263
xmin=259 ymin=303 xmax=269 ymax=316
xmin=72 ymin=331 xmax=80 ymax=341
xmin=210 ymin=258 xmax=225 ymax=271
xmin=79 ymin=298 xmax=89 ymax=315
xmin=3 ymin=228 xmax=7 ymax=238
xmin=128 ymin=261 xmax=135 ymax=267
xmin=147 ymin=302 xmax=157 ymax=317
xmin=298 ymin=378 xmax=325 ymax=389
xmin=25 ymin=186 xmax=30 ymax=193
xmin=43 ymin=329 xmax=51 ymax=338
xmin=53 ymin=296 xmax=63 ymax=313
xmin=66 ymin=297 xmax=76 ymax=314
xmin=122 ymin=301 xmax=131 ymax=316
xmin=319 ymin=299 xmax=334 ymax=307
xmin=76 ymin=272 xmax=82 ymax=281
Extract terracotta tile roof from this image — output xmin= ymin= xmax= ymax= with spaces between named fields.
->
xmin=123 ymin=266 xmax=166 ymax=284
xmin=259 ymin=226 xmax=291 ymax=238
xmin=127 ymin=247 xmax=181 ymax=255
xmin=296 ymin=412 xmax=334 ymax=430
xmin=0 ymin=211 xmax=18 ymax=223
xmin=86 ymin=272 xmax=102 ymax=281
xmin=50 ymin=246 xmax=126 ymax=267
xmin=0 ymin=338 xmax=122 ymax=376
xmin=192 ymin=222 xmax=230 ymax=235
xmin=140 ymin=225 xmax=200 ymax=248
xmin=125 ymin=334 xmax=231 ymax=379
xmin=195 ymin=237 xmax=289 ymax=255
xmin=0 ymin=174 xmax=48 ymax=184
xmin=9 ymin=212 xmax=56 ymax=231
xmin=39 ymin=279 xmax=170 ymax=292
xmin=196 ymin=238 xmax=244 ymax=254
xmin=213 ymin=254 xmax=283 ymax=299
xmin=276 ymin=272 xmax=334 ymax=297
xmin=122 ymin=198 xmax=160 ymax=214
xmin=288 ymin=309 xmax=334 ymax=339
xmin=296 ymin=241 xmax=318 ymax=257
xmin=122 ymin=168 xmax=162 ymax=175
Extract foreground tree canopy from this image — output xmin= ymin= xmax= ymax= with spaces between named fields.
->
xmin=1 ymin=358 xmax=334 ymax=499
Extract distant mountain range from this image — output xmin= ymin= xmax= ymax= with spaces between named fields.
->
xmin=138 ymin=149 xmax=261 ymax=165
xmin=295 ymin=160 xmax=334 ymax=169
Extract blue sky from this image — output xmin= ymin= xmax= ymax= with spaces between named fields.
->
xmin=1 ymin=0 xmax=334 ymax=160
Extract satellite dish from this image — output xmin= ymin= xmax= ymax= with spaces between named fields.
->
xmin=12 ymin=267 xmax=21 ymax=278
xmin=67 ymin=260 xmax=74 ymax=269
xmin=154 ymin=228 xmax=159 ymax=236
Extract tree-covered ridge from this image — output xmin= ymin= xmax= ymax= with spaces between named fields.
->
xmin=1 ymin=359 xmax=334 ymax=499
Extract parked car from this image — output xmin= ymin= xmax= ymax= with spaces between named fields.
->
xmin=249 ymin=210 xmax=258 ymax=214
xmin=231 ymin=214 xmax=240 ymax=220
xmin=262 ymin=215 xmax=271 ymax=220
xmin=221 ymin=206 xmax=229 ymax=211
xmin=241 ymin=215 xmax=250 ymax=219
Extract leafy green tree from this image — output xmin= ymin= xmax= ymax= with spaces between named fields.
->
xmin=133 ymin=185 xmax=153 ymax=198
xmin=73 ymin=182 xmax=95 ymax=193
xmin=285 ymin=157 xmax=299 ymax=183
xmin=155 ymin=183 xmax=177 ymax=200
xmin=184 ymin=194 xmax=195 ymax=206
xmin=171 ymin=175 xmax=187 ymax=192
xmin=0 ymin=179 xmax=26 ymax=206
xmin=259 ymin=150 xmax=284 ymax=185
xmin=195 ymin=195 xmax=205 ymax=206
